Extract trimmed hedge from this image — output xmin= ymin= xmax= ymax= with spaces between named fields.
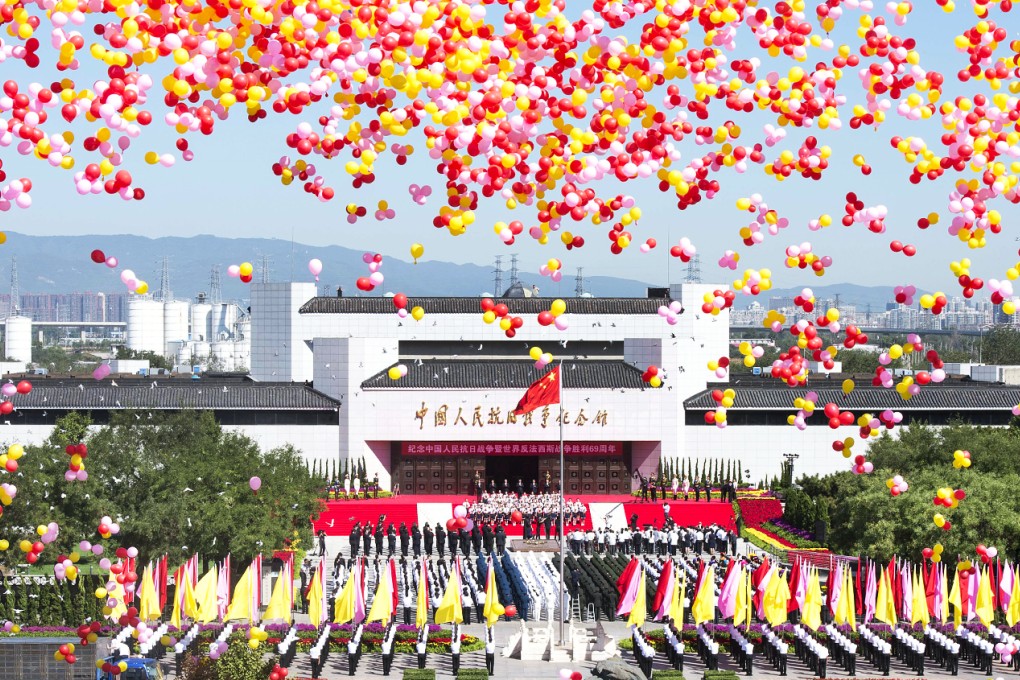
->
xmin=652 ymin=672 xmax=685 ymax=680
xmin=403 ymin=670 xmax=436 ymax=680
xmin=702 ymin=672 xmax=739 ymax=680
xmin=456 ymin=670 xmax=490 ymax=680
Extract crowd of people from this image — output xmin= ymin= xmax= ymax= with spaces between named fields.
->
xmin=338 ymin=517 xmax=512 ymax=561
xmin=567 ymin=521 xmax=738 ymax=557
xmin=636 ymin=474 xmax=740 ymax=503
xmin=465 ymin=491 xmax=587 ymax=531
xmin=324 ymin=472 xmax=383 ymax=500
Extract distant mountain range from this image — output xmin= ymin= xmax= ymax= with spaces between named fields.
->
xmin=0 ymin=232 xmax=900 ymax=307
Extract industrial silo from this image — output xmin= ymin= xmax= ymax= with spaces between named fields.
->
xmin=4 ymin=316 xmax=32 ymax=363
xmin=127 ymin=298 xmax=165 ymax=355
xmin=190 ymin=302 xmax=212 ymax=342
xmin=163 ymin=300 xmax=190 ymax=356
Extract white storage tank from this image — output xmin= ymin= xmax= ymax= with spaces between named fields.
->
xmin=4 ymin=316 xmax=32 ymax=363
xmin=233 ymin=339 xmax=251 ymax=371
xmin=163 ymin=301 xmax=190 ymax=356
xmin=192 ymin=341 xmax=211 ymax=362
xmin=211 ymin=340 xmax=235 ymax=371
xmin=211 ymin=303 xmax=239 ymax=340
xmin=167 ymin=341 xmax=191 ymax=368
xmin=191 ymin=303 xmax=212 ymax=342
xmin=127 ymin=298 xmax=165 ymax=355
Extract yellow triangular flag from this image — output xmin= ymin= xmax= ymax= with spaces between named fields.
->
xmin=668 ymin=568 xmax=685 ymax=626
xmin=844 ymin=566 xmax=857 ymax=631
xmin=263 ymin=564 xmax=293 ymax=624
xmin=333 ymin=564 xmax=356 ymax=624
xmin=949 ymin=565 xmax=962 ymax=628
xmin=225 ymin=565 xmax=253 ymax=623
xmin=307 ymin=563 xmax=324 ymax=627
xmin=194 ymin=567 xmax=218 ymax=624
xmin=939 ymin=565 xmax=950 ymax=624
xmin=628 ymin=569 xmax=647 ymax=628
xmin=366 ymin=563 xmax=394 ymax=624
xmin=435 ymin=561 xmax=463 ymax=625
xmin=1007 ymin=568 xmax=1020 ymax=627
xmin=876 ymin=566 xmax=897 ymax=625
xmin=416 ymin=561 xmax=429 ymax=629
xmin=975 ymin=566 xmax=994 ymax=628
xmin=733 ymin=567 xmax=750 ymax=628
xmin=691 ymin=565 xmax=716 ymax=624
xmin=802 ymin=568 xmax=823 ymax=631
xmin=482 ymin=562 xmax=504 ymax=627
xmin=138 ymin=566 xmax=162 ymax=622
xmin=181 ymin=569 xmax=199 ymax=622
xmin=764 ymin=568 xmax=790 ymax=626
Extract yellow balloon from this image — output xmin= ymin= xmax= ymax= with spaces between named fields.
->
xmin=411 ymin=306 xmax=425 ymax=321
xmin=529 ymin=347 xmax=542 ymax=361
xmin=649 ymin=376 xmax=662 ymax=388
xmin=549 ymin=299 xmax=567 ymax=317
xmin=7 ymin=443 xmax=23 ymax=458
xmin=0 ymin=232 xmax=7 ymax=244
xmin=248 ymin=639 xmax=260 ymax=650
xmin=0 ymin=539 xmax=8 ymax=551
xmin=410 ymin=243 xmax=424 ymax=262
xmin=135 ymin=281 xmax=149 ymax=295
xmin=239 ymin=262 xmax=253 ymax=277
xmin=387 ymin=367 xmax=402 ymax=381
xmin=842 ymin=379 xmax=855 ymax=394
xmin=482 ymin=310 xmax=496 ymax=324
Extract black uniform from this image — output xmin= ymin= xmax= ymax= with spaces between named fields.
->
xmin=458 ymin=528 xmax=470 ymax=556
xmin=362 ymin=528 xmax=371 ymax=556
xmin=387 ymin=524 xmax=397 ymax=555
xmin=349 ymin=526 xmax=361 ymax=557
xmin=482 ymin=524 xmax=494 ymax=554
xmin=448 ymin=526 xmax=458 ymax=556
xmin=495 ymin=525 xmax=507 ymax=555
xmin=412 ymin=524 xmax=422 ymax=557
xmin=374 ymin=524 xmax=384 ymax=555
xmin=423 ymin=524 xmax=434 ymax=556
xmin=471 ymin=526 xmax=482 ymax=555
xmin=436 ymin=524 xmax=446 ymax=558
xmin=523 ymin=515 xmax=533 ymax=540
xmin=399 ymin=523 xmax=410 ymax=557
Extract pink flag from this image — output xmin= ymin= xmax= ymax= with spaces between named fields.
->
xmin=217 ymin=554 xmax=231 ymax=620
xmin=999 ymin=561 xmax=1014 ymax=613
xmin=864 ymin=560 xmax=877 ymax=624
xmin=615 ymin=558 xmax=643 ymax=618
xmin=932 ymin=563 xmax=944 ymax=622
xmin=795 ymin=562 xmax=809 ymax=611
xmin=828 ymin=563 xmax=843 ymax=617
xmin=966 ymin=565 xmax=980 ymax=621
xmin=353 ymin=557 xmax=367 ymax=623
xmin=653 ymin=559 xmax=676 ymax=621
xmin=717 ymin=560 xmax=739 ymax=619
xmin=900 ymin=563 xmax=913 ymax=621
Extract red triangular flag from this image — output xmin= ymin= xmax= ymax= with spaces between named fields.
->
xmin=787 ymin=556 xmax=801 ymax=613
xmin=617 ymin=557 xmax=639 ymax=600
xmin=513 ymin=366 xmax=561 ymax=415
xmin=651 ymin=559 xmax=674 ymax=615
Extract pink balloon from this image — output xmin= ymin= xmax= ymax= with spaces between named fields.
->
xmin=105 ymin=256 xmax=118 ymax=268
xmin=227 ymin=265 xmax=240 ymax=278
xmin=249 ymin=476 xmax=262 ymax=492
xmin=308 ymin=258 xmax=323 ymax=280
xmin=93 ymin=364 xmax=111 ymax=381
xmin=453 ymin=505 xmax=467 ymax=519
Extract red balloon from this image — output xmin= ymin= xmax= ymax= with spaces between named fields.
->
xmin=510 ymin=510 xmax=523 ymax=522
xmin=90 ymin=249 xmax=106 ymax=264
xmin=455 ymin=517 xmax=467 ymax=529
xmin=504 ymin=604 xmax=517 ymax=618
xmin=480 ymin=298 xmax=495 ymax=311
xmin=494 ymin=303 xmax=509 ymax=317
xmin=0 ymin=402 xmax=13 ymax=415
xmin=537 ymin=311 xmax=554 ymax=326
xmin=393 ymin=293 xmax=408 ymax=309
xmin=16 ymin=380 xmax=30 ymax=394
xmin=446 ymin=519 xmax=458 ymax=531
xmin=356 ymin=277 xmax=374 ymax=291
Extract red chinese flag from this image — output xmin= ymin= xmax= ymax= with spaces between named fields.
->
xmin=513 ymin=366 xmax=561 ymax=415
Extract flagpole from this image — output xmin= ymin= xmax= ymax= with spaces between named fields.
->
xmin=558 ymin=358 xmax=566 ymax=646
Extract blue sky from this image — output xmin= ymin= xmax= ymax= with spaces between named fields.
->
xmin=1 ymin=3 xmax=1016 ymax=293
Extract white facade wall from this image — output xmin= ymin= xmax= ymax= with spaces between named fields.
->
xmin=252 ymin=282 xmax=734 ymax=487
xmin=4 ymin=316 xmax=32 ymax=363
xmin=163 ymin=301 xmax=191 ymax=357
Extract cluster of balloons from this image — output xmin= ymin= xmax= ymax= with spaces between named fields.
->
xmin=852 ymin=153 xmax=873 ymax=176
xmin=558 ymin=670 xmax=583 ymax=680
xmin=784 ymin=243 xmax=832 ymax=276
xmin=832 ymin=437 xmax=856 ymax=459
xmin=308 ymin=258 xmax=323 ymax=282
xmin=387 ymin=364 xmax=409 ymax=381
xmin=227 ymin=262 xmax=254 ymax=284
xmin=887 ymin=475 xmax=910 ymax=497
xmin=1 ymin=621 xmax=20 ymax=634
xmin=736 ymin=342 xmax=765 ymax=369
xmin=656 ymin=300 xmax=685 ymax=326
xmin=78 ymin=540 xmax=106 ymax=559
xmin=0 ymin=443 xmax=25 ymax=473
xmin=919 ymin=291 xmax=950 ymax=314
xmin=375 ymin=200 xmax=396 ymax=221
xmin=208 ymin=641 xmax=229 ymax=661
xmin=53 ymin=553 xmax=80 ymax=582
xmin=18 ymin=522 xmax=57 ymax=564
xmin=89 ymin=249 xmax=118 ymax=269
xmin=97 ymin=515 xmax=121 ymax=540
xmin=356 ymin=253 xmax=386 ymax=292
xmin=921 ymin=543 xmax=945 ymax=564
xmin=952 ymin=449 xmax=972 ymax=469
xmin=117 ymin=268 xmax=149 ymax=295
xmin=537 ymin=299 xmax=568 ymax=331
xmin=247 ymin=626 xmax=269 ymax=650
xmin=893 ymin=284 xmax=917 ymax=305
xmin=64 ymin=443 xmax=88 ymax=482
xmin=888 ymin=240 xmax=917 ymax=257
xmin=792 ymin=288 xmax=817 ymax=313
xmin=269 ymin=663 xmax=290 ymax=680
xmin=641 ymin=366 xmax=663 ymax=389
xmin=0 ymin=482 xmax=17 ymax=515
xmin=639 ymin=238 xmax=657 ymax=254
xmin=97 ymin=658 xmax=131 ymax=676
xmin=701 ymin=289 xmax=736 ymax=316
xmin=707 ymin=356 xmax=729 ymax=380
xmin=408 ymin=184 xmax=431 ymax=206
xmin=736 ymin=194 xmax=790 ymax=246
xmin=53 ymin=642 xmax=77 ymax=665
xmin=770 ymin=347 xmax=809 ymax=388
xmin=480 ymin=298 xmax=523 ymax=338
xmin=0 ymin=177 xmax=33 ymax=211
xmin=850 ymin=453 xmax=875 ymax=476
xmin=704 ymin=388 xmax=736 ymax=429
xmin=732 ymin=268 xmax=774 ymax=297
xmin=787 ymin=392 xmax=817 ymax=432
xmin=718 ymin=250 xmax=740 ymax=271
xmin=841 ymin=193 xmax=888 ymax=234
xmin=529 ymin=347 xmax=554 ymax=370
xmin=823 ymin=402 xmax=856 ymax=430
xmin=447 ymin=504 xmax=472 ymax=533
xmin=669 ymin=237 xmax=696 ymax=262
xmin=539 ymin=258 xmax=564 ymax=283
xmin=345 ymin=203 xmax=369 ymax=225
xmin=842 ymin=325 xmax=869 ymax=349
xmin=763 ymin=310 xmax=786 ymax=334
xmin=935 ymin=486 xmax=966 ymax=510
xmin=995 ymin=639 xmax=1018 ymax=666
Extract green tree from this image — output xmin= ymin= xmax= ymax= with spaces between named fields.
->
xmin=982 ymin=326 xmax=1020 ymax=365
xmin=114 ymin=347 xmax=173 ymax=370
xmin=2 ymin=411 xmax=323 ymax=569
xmin=782 ymin=487 xmax=815 ymax=530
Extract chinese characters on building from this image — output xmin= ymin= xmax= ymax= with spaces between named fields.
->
xmin=414 ymin=402 xmax=609 ymax=431
xmin=403 ymin=442 xmax=623 ymax=456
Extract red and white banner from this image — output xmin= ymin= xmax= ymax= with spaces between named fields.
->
xmin=401 ymin=441 xmax=623 ymax=456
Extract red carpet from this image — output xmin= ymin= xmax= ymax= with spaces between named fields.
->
xmin=313 ymin=495 xmax=735 ymax=536
xmin=623 ymin=499 xmax=736 ymax=531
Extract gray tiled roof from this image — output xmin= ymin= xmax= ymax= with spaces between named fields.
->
xmin=300 ymin=296 xmax=668 ymax=315
xmin=7 ymin=380 xmax=341 ymax=411
xmin=361 ymin=360 xmax=649 ymax=390
xmin=683 ymin=383 xmax=1020 ymax=411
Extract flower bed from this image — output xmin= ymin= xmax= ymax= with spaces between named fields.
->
xmin=745 ymin=527 xmax=798 ymax=551
xmin=735 ymin=498 xmax=783 ymax=528
xmin=260 ymin=623 xmax=481 ymax=654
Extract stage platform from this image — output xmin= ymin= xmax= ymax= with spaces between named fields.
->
xmin=312 ymin=494 xmax=735 ymax=536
